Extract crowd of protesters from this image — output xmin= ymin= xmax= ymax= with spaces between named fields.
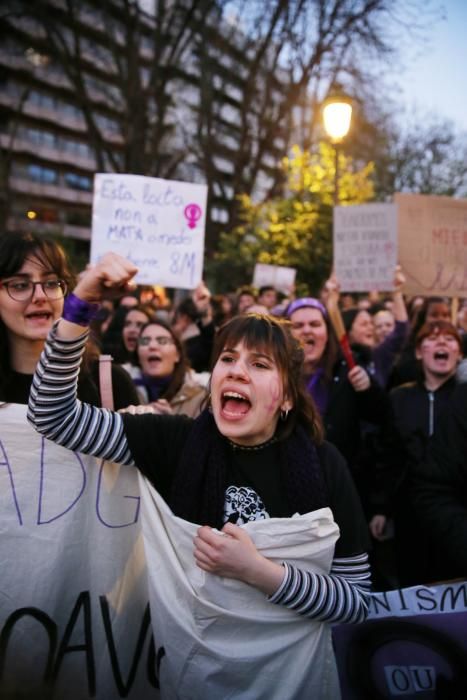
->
xmin=3 ymin=231 xmax=466 ymax=593
xmin=2 ymin=230 xmax=467 ymax=695
xmin=88 ymin=265 xmax=467 ymax=590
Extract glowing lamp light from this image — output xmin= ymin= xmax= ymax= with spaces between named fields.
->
xmin=27 ymin=210 xmax=37 ymax=220
xmin=322 ymin=98 xmax=352 ymax=142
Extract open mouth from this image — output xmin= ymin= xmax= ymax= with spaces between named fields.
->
xmin=26 ymin=311 xmax=52 ymax=322
xmin=434 ymin=351 xmax=449 ymax=361
xmin=221 ymin=390 xmax=251 ymax=416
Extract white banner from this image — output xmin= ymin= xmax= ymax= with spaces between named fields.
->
xmin=0 ymin=405 xmax=341 ymax=699
xmin=0 ymin=404 xmax=157 ymax=699
xmin=90 ymin=174 xmax=208 ymax=289
xmin=138 ymin=475 xmax=340 ymax=700
xmin=252 ymin=263 xmax=296 ymax=295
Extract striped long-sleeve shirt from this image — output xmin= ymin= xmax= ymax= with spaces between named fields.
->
xmin=28 ymin=322 xmax=371 ymax=624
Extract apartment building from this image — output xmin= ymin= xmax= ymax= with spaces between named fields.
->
xmin=0 ymin=0 xmax=288 ymax=256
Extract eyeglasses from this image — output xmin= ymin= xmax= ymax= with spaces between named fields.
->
xmin=0 ymin=278 xmax=68 ymax=302
xmin=138 ymin=336 xmax=174 ymax=347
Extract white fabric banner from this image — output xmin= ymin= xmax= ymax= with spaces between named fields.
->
xmin=0 ymin=404 xmax=156 ymax=699
xmin=1 ymin=405 xmax=341 ymax=699
xmin=138 ymin=474 xmax=340 ymax=700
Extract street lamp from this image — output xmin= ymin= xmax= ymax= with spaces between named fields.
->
xmin=322 ymin=92 xmax=353 ymax=205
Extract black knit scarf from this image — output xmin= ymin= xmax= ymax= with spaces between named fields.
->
xmin=169 ymin=409 xmax=328 ymax=527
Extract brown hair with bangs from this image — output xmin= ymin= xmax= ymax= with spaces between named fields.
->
xmin=0 ymin=232 xmax=76 ymax=399
xmin=211 ymin=313 xmax=323 ymax=443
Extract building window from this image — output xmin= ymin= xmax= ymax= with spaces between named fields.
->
xmin=64 ymin=172 xmax=92 ymax=191
xmin=28 ymin=90 xmax=56 ymax=111
xmin=62 ymin=138 xmax=93 ymax=159
xmin=65 ymin=209 xmax=91 ymax=227
xmin=27 ymin=164 xmax=58 ymax=185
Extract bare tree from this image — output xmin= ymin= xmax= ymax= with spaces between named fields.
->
xmin=0 ymin=0 xmax=443 ymax=248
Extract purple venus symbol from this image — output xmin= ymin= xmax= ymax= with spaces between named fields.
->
xmin=184 ymin=203 xmax=202 ymax=229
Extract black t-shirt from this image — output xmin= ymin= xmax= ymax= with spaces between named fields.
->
xmin=122 ymin=413 xmax=370 ymax=557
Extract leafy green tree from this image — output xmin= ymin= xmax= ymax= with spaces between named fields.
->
xmin=208 ymin=142 xmax=374 ymax=294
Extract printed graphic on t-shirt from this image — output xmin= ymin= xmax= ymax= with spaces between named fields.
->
xmin=223 ymin=485 xmax=270 ymax=524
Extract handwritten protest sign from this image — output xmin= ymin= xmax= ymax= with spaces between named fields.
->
xmin=333 ymin=203 xmax=398 ymax=292
xmin=91 ymin=174 xmax=208 ymax=289
xmin=252 ymin=263 xmax=296 ymax=295
xmin=395 ymin=193 xmax=467 ymax=297
xmin=333 ymin=581 xmax=467 ymax=699
xmin=0 ymin=404 xmax=156 ymax=699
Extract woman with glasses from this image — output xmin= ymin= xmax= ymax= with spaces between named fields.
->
xmin=0 ymin=232 xmax=139 ymax=408
xmin=122 ymin=319 xmax=208 ymax=417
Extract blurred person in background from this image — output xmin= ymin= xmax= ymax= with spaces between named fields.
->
xmin=101 ymin=305 xmax=153 ymax=363
xmin=373 ymin=309 xmax=396 ymax=345
xmin=389 ymin=296 xmax=451 ymax=388
xmin=341 ymin=267 xmax=409 ymax=389
xmin=257 ymin=285 xmax=278 ymax=311
xmin=171 ymin=282 xmax=215 ymax=372
xmin=122 ymin=319 xmax=208 ymax=418
xmin=235 ymin=288 xmax=257 ymax=314
xmin=389 ymin=320 xmax=463 ymax=585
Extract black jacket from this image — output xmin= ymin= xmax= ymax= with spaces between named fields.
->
xmin=412 ymin=381 xmax=467 ymax=581
xmin=323 ymin=352 xmax=391 ymax=469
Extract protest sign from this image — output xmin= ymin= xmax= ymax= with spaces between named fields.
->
xmin=333 ymin=581 xmax=467 ymax=699
xmin=0 ymin=404 xmax=157 ymax=699
xmin=90 ymin=174 xmax=208 ymax=289
xmin=333 ymin=203 xmax=398 ymax=292
xmin=252 ymin=263 xmax=296 ymax=295
xmin=395 ymin=192 xmax=467 ymax=297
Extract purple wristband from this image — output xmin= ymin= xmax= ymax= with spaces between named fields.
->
xmin=62 ymin=293 xmax=100 ymax=326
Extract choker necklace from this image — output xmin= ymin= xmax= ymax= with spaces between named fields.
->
xmin=227 ymin=436 xmax=278 ymax=452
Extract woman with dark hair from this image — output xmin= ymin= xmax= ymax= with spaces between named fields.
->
xmin=28 ymin=252 xmax=371 ymax=696
xmin=100 ymin=304 xmax=153 ymax=363
xmin=339 ymin=266 xmax=409 ymax=389
xmin=0 ymin=232 xmax=139 ymax=408
xmin=122 ymin=319 xmax=208 ymax=417
xmin=285 ymin=297 xmax=388 ymax=469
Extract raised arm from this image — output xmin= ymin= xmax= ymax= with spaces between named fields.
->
xmin=28 ymin=253 xmax=138 ymax=464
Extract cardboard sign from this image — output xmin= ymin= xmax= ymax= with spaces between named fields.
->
xmin=333 ymin=203 xmax=398 ymax=292
xmin=90 ymin=174 xmax=208 ymax=289
xmin=252 ymin=263 xmax=296 ymax=295
xmin=395 ymin=193 xmax=467 ymax=297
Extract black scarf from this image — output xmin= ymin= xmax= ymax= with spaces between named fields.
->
xmin=169 ymin=409 xmax=328 ymax=527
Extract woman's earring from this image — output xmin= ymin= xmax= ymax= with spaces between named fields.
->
xmin=281 ymin=408 xmax=289 ymax=421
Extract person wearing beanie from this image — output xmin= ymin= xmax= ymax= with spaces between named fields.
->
xmin=285 ymin=296 xmax=390 ymax=479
